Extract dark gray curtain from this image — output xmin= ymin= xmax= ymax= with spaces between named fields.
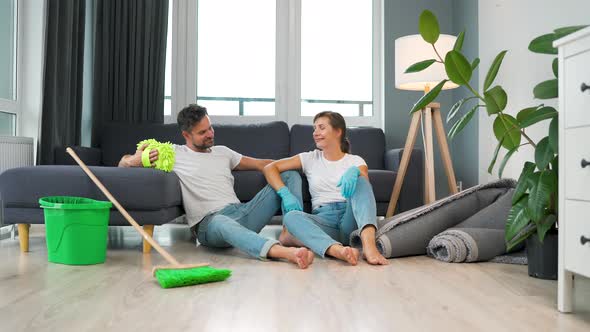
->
xmin=39 ymin=0 xmax=86 ymax=165
xmin=92 ymin=0 xmax=168 ymax=146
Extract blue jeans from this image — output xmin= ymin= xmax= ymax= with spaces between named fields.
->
xmin=196 ymin=170 xmax=302 ymax=259
xmin=283 ymin=177 xmax=377 ymax=257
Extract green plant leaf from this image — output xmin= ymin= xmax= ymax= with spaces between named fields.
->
xmin=484 ymin=86 xmax=508 ymax=114
xmin=483 ymin=50 xmax=508 ymax=91
xmin=488 ymin=136 xmax=505 ymax=175
xmin=518 ymin=106 xmax=557 ymax=128
xmin=527 ymin=170 xmax=557 ymax=222
xmin=405 ymin=59 xmax=437 ymax=73
xmin=516 ymin=105 xmax=542 ymax=126
xmin=529 ymin=33 xmax=558 ymax=54
xmin=410 ymin=79 xmax=448 ymax=114
xmin=536 ymin=214 xmax=557 ymax=243
xmin=454 ymin=30 xmax=465 ymax=51
xmin=499 ymin=146 xmax=518 ymax=179
xmin=507 ymin=222 xmax=537 ymax=252
xmin=552 ymin=58 xmax=558 ymax=78
xmin=471 ymin=58 xmax=480 ymax=71
xmin=551 ymin=155 xmax=558 ymax=174
xmin=512 ymin=161 xmax=536 ymax=204
xmin=493 ymin=114 xmax=521 ymax=150
xmin=533 ymin=79 xmax=558 ymax=99
xmin=444 ymin=50 xmax=473 ymax=85
xmin=549 ymin=116 xmax=558 ymax=153
xmin=419 ymin=10 xmax=440 ymax=44
xmin=446 ymin=99 xmax=465 ymax=123
xmin=535 ymin=137 xmax=554 ymax=170
xmin=505 ymin=195 xmax=532 ymax=249
xmin=448 ymin=105 xmax=477 ymax=140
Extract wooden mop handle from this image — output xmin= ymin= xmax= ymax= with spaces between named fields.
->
xmin=66 ymin=147 xmax=181 ymax=266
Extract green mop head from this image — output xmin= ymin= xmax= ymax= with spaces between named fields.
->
xmin=137 ymin=139 xmax=176 ymax=172
xmin=154 ymin=266 xmax=232 ymax=289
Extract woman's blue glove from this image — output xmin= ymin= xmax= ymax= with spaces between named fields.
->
xmin=276 ymin=186 xmax=303 ymax=213
xmin=337 ymin=166 xmax=360 ymax=198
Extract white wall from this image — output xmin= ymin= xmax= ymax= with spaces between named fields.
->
xmin=478 ymin=0 xmax=590 ymax=183
xmin=17 ymin=0 xmax=46 ymax=163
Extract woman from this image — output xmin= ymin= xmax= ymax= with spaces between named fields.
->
xmin=263 ymin=111 xmax=388 ymax=265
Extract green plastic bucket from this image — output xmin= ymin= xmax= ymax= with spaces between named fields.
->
xmin=39 ymin=196 xmax=112 ymax=265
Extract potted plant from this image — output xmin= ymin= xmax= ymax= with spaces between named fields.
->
xmin=406 ymin=10 xmax=587 ymax=279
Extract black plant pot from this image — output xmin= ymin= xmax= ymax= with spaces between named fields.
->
xmin=526 ymin=232 xmax=558 ymax=280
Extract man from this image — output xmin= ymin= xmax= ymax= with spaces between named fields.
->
xmin=119 ymin=104 xmax=313 ymax=269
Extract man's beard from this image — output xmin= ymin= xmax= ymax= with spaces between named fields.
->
xmin=191 ymin=138 xmax=214 ymax=150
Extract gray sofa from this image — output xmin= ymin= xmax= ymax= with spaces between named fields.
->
xmin=0 ymin=121 xmax=424 ymax=252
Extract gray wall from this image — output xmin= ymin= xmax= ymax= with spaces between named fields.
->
xmin=384 ymin=0 xmax=479 ymax=198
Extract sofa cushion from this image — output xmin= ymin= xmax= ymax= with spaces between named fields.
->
xmin=98 ymin=121 xmax=291 ymax=166
xmin=0 ymin=166 xmax=182 ymax=211
xmin=289 ymin=124 xmax=386 ymax=169
xmin=212 ymin=121 xmax=290 ymax=159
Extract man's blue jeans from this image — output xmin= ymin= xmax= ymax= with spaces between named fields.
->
xmin=196 ymin=171 xmax=302 ymax=259
xmin=283 ymin=177 xmax=377 ymax=257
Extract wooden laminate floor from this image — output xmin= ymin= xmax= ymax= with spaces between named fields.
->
xmin=1 ymin=224 xmax=589 ymax=332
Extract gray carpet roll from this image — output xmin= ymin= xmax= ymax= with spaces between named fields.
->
xmin=350 ymin=179 xmax=516 ymax=262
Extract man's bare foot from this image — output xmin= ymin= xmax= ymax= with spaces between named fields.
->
xmin=279 ymin=228 xmax=305 ymax=247
xmin=363 ymin=247 xmax=389 ymax=265
xmin=286 ymin=247 xmax=314 ymax=269
xmin=327 ymin=245 xmax=360 ymax=265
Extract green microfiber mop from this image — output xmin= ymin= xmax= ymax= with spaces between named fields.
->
xmin=154 ymin=266 xmax=232 ymax=288
xmin=137 ymin=139 xmax=176 ymax=172
xmin=66 ymin=147 xmax=232 ymax=289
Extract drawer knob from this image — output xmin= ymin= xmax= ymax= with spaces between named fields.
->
xmin=582 ymin=236 xmax=590 ymax=245
xmin=582 ymin=83 xmax=590 ymax=92
xmin=582 ymin=159 xmax=590 ymax=168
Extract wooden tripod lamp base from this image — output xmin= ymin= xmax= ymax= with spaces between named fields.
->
xmin=385 ymin=102 xmax=459 ymax=218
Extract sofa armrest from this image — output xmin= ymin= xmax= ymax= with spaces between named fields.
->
xmin=383 ymin=148 xmax=424 ymax=213
xmin=54 ymin=146 xmax=102 ymax=166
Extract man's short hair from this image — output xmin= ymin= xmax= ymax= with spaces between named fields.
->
xmin=177 ymin=104 xmax=208 ymax=132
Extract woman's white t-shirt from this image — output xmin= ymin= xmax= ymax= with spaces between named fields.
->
xmin=299 ymin=150 xmax=367 ymax=211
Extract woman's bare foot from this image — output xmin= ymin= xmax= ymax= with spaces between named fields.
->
xmin=362 ymin=247 xmax=389 ymax=265
xmin=327 ymin=244 xmax=360 ymax=265
xmin=268 ymin=244 xmax=313 ymax=269
xmin=279 ymin=227 xmax=305 ymax=247
xmin=359 ymin=225 xmax=389 ymax=265
xmin=287 ymin=247 xmax=314 ymax=269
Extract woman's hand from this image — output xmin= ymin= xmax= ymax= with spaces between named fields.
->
xmin=337 ymin=166 xmax=360 ymax=198
xmin=277 ymin=186 xmax=303 ymax=212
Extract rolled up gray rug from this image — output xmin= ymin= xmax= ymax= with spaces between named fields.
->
xmin=426 ymin=188 xmax=514 ymax=262
xmin=350 ymin=179 xmax=516 ymax=262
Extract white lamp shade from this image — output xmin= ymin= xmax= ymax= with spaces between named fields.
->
xmin=395 ymin=34 xmax=459 ymax=91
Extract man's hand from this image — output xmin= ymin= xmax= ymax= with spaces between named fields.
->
xmin=119 ymin=143 xmax=159 ymax=167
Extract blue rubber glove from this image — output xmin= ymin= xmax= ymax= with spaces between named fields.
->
xmin=276 ymin=186 xmax=303 ymax=213
xmin=337 ymin=166 xmax=361 ymax=198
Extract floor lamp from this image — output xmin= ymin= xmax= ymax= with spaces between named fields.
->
xmin=386 ymin=34 xmax=460 ymax=218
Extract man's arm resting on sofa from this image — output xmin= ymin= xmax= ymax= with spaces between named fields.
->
xmin=118 ymin=143 xmax=158 ymax=168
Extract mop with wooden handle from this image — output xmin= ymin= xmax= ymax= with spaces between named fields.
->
xmin=66 ymin=147 xmax=231 ymax=288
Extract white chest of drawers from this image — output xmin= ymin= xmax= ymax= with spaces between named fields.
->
xmin=556 ymin=26 xmax=590 ymax=313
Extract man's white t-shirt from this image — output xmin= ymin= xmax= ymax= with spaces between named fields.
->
xmin=299 ymin=149 xmax=367 ymax=211
xmin=173 ymin=144 xmax=242 ymax=228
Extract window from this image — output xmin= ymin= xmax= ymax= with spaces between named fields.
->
xmin=0 ymin=111 xmax=16 ymax=136
xmin=0 ymin=0 xmax=18 ymax=135
xmin=166 ymin=0 xmax=383 ymax=127
xmin=300 ymin=0 xmax=373 ymax=118
xmin=0 ymin=0 xmax=17 ymax=101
